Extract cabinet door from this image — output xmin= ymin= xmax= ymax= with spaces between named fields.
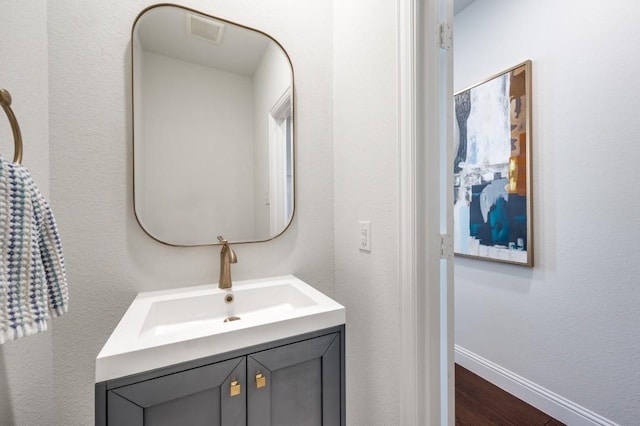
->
xmin=107 ymin=357 xmax=246 ymax=426
xmin=247 ymin=333 xmax=342 ymax=426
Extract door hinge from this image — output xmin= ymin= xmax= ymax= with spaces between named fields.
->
xmin=437 ymin=22 xmax=452 ymax=50
xmin=439 ymin=234 xmax=453 ymax=260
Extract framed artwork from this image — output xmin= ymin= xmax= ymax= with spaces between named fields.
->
xmin=453 ymin=60 xmax=533 ymax=266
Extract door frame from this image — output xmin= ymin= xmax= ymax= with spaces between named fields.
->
xmin=268 ymin=88 xmax=293 ymax=236
xmin=398 ymin=0 xmax=454 ymax=424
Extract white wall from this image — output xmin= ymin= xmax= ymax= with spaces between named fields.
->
xmin=139 ymin=50 xmax=255 ymax=243
xmin=47 ymin=0 xmax=333 ymax=424
xmin=0 ymin=2 xmax=53 ymax=425
xmin=455 ymin=0 xmax=640 ymax=423
xmin=333 ymin=0 xmax=401 ymax=424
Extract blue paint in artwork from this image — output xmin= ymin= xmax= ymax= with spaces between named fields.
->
xmin=469 ymin=182 xmax=527 ymax=249
xmin=469 ymin=183 xmax=488 ymax=238
xmin=506 ymin=194 xmax=527 ymax=250
xmin=488 ymin=197 xmax=510 ymax=244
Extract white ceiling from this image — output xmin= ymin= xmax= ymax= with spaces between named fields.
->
xmin=136 ymin=6 xmax=271 ymax=76
xmin=454 ymin=0 xmax=477 ymax=14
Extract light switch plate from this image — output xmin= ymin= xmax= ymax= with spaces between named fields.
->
xmin=359 ymin=221 xmax=371 ymax=252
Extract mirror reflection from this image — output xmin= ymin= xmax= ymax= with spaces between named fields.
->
xmin=132 ymin=5 xmax=294 ymax=246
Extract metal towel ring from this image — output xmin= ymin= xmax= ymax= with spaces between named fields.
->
xmin=0 ymin=88 xmax=23 ymax=164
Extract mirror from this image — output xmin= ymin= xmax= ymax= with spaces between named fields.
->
xmin=132 ymin=5 xmax=294 ymax=246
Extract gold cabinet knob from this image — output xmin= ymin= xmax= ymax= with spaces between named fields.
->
xmin=230 ymin=380 xmax=241 ymax=397
xmin=255 ymin=373 xmax=266 ymax=389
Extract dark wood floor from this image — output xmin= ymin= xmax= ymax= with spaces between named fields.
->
xmin=455 ymin=364 xmax=565 ymax=425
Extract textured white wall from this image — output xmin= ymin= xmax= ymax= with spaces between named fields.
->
xmin=333 ymin=0 xmax=400 ymax=424
xmin=47 ymin=0 xmax=333 ymax=424
xmin=3 ymin=1 xmax=406 ymax=424
xmin=0 ymin=5 xmax=49 ymax=190
xmin=455 ymin=0 xmax=640 ymax=423
xmin=0 ymin=2 xmax=53 ymax=426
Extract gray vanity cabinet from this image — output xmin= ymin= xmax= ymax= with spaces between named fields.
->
xmin=107 ymin=357 xmax=246 ymax=426
xmin=96 ymin=326 xmax=345 ymax=426
xmin=247 ymin=333 xmax=341 ymax=426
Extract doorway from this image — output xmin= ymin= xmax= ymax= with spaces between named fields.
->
xmin=398 ymin=0 xmax=454 ymax=424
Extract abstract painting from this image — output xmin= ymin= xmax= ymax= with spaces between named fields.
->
xmin=453 ymin=60 xmax=532 ymax=266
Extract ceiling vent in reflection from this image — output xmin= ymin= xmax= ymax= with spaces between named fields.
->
xmin=186 ymin=14 xmax=225 ymax=44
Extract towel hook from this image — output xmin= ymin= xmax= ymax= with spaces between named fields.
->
xmin=0 ymin=88 xmax=23 ymax=164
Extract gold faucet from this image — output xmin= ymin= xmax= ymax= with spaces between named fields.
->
xmin=217 ymin=236 xmax=237 ymax=289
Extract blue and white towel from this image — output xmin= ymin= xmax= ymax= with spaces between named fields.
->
xmin=0 ymin=155 xmax=68 ymax=344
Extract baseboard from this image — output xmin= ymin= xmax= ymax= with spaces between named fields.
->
xmin=454 ymin=345 xmax=619 ymax=426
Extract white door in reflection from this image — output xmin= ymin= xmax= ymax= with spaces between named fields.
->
xmin=268 ymin=89 xmax=293 ymax=236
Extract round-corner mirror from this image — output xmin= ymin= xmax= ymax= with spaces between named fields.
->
xmin=132 ymin=4 xmax=294 ymax=246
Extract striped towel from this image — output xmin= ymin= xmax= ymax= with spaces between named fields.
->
xmin=0 ymin=155 xmax=68 ymax=344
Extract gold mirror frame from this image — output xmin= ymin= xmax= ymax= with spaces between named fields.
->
xmin=131 ymin=4 xmax=295 ymax=246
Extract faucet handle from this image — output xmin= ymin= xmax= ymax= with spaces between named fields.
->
xmin=217 ymin=235 xmax=237 ymax=263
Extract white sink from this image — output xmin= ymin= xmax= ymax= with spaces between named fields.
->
xmin=96 ymin=275 xmax=345 ymax=382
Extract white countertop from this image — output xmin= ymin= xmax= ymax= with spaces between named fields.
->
xmin=95 ymin=275 xmax=345 ymax=382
